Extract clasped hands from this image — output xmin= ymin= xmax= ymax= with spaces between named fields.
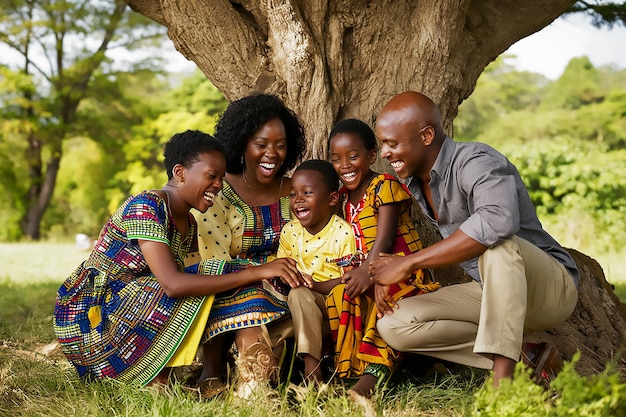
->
xmin=271 ymin=253 xmax=414 ymax=318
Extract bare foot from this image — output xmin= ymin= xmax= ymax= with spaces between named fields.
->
xmin=492 ymin=354 xmax=516 ymax=387
xmin=303 ymin=354 xmax=322 ymax=383
xmin=146 ymin=368 xmax=172 ymax=394
xmin=348 ymin=373 xmax=377 ymax=398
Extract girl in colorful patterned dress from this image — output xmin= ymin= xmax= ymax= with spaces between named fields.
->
xmin=53 ymin=131 xmax=301 ymax=396
xmin=326 ymin=119 xmax=440 ymax=398
xmin=193 ymin=94 xmax=306 ymax=396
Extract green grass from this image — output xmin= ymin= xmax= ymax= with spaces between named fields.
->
xmin=1 ymin=242 xmax=625 ymax=416
xmin=0 ymin=242 xmax=89 ymax=284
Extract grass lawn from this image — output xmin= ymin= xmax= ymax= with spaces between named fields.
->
xmin=1 ymin=242 xmax=624 ymax=416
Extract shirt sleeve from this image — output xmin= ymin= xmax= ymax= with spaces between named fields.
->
xmin=372 ymin=175 xmax=412 ymax=209
xmin=339 ymin=221 xmax=356 ymax=257
xmin=277 ymin=222 xmax=296 ymax=259
xmin=123 ymin=193 xmax=169 ymax=245
xmin=457 ymin=149 xmax=520 ymax=248
xmin=193 ymin=192 xmax=242 ymax=260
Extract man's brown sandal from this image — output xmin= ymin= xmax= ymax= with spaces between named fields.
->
xmin=521 ymin=342 xmax=563 ymax=388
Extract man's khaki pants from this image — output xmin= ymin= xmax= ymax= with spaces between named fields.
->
xmin=376 ymin=236 xmax=578 ymax=368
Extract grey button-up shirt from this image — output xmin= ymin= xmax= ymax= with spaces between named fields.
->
xmin=406 ymin=136 xmax=579 ymax=287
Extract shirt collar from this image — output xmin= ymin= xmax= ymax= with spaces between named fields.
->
xmin=430 ymin=136 xmax=455 ymax=183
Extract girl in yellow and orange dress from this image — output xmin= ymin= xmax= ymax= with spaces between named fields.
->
xmin=327 ymin=119 xmax=440 ymax=398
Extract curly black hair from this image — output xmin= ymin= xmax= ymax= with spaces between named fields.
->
xmin=294 ymin=159 xmax=340 ymax=193
xmin=214 ymin=93 xmax=306 ymax=175
xmin=328 ymin=118 xmax=378 ymax=152
xmin=163 ymin=130 xmax=224 ymax=180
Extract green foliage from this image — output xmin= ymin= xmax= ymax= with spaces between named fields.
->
xmin=567 ymin=1 xmax=626 ymax=29
xmin=499 ymin=139 xmax=626 ymax=253
xmin=540 ymin=57 xmax=603 ymax=110
xmin=473 ymin=353 xmax=626 ymax=417
xmin=0 ymin=0 xmax=227 ymax=240
xmin=168 ymin=70 xmax=229 ymax=115
xmin=614 ymin=282 xmax=626 ymax=302
xmin=0 ymin=0 xmax=169 ymax=240
xmin=106 ymin=71 xmax=226 ymax=214
xmin=456 ymin=56 xmax=626 ymax=254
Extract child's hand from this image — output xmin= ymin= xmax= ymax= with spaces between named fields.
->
xmin=374 ymin=284 xmax=398 ymax=318
xmin=341 ymin=264 xmax=372 ymax=300
xmin=300 ymin=273 xmax=314 ymax=288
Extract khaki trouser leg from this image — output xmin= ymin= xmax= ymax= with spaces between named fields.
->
xmin=377 ymin=281 xmax=493 ymax=369
xmin=287 ymin=286 xmax=328 ymax=360
xmin=377 ymin=236 xmax=578 ymax=368
xmin=475 ymin=236 xmax=578 ymax=361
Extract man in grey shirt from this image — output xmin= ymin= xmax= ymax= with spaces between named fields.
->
xmin=369 ymin=91 xmax=579 ymax=386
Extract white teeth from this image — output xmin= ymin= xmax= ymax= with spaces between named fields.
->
xmin=259 ymin=163 xmax=276 ymax=170
xmin=390 ymin=161 xmax=403 ymax=169
xmin=342 ymin=172 xmax=357 ymax=183
xmin=295 ymin=207 xmax=309 ymax=218
xmin=204 ymin=191 xmax=215 ymax=202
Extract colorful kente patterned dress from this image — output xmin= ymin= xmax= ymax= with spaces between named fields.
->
xmin=53 ymin=191 xmax=243 ymax=385
xmin=326 ymin=173 xmax=441 ymax=378
xmin=193 ymin=180 xmax=292 ymax=339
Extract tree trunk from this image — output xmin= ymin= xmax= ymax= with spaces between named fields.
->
xmin=125 ymin=0 xmax=626 ymax=375
xmin=23 ymin=145 xmax=62 ymax=240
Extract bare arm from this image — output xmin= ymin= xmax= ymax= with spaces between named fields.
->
xmin=139 ymin=239 xmax=301 ymax=298
xmin=343 ymin=203 xmax=401 ymax=299
xmin=310 ymin=277 xmax=343 ymax=295
xmin=369 ymin=229 xmax=487 ymax=286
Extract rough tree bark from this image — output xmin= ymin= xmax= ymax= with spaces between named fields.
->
xmin=125 ymin=0 xmax=626 ymax=375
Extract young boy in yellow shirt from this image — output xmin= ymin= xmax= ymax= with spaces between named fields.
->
xmin=278 ymin=159 xmax=356 ymax=383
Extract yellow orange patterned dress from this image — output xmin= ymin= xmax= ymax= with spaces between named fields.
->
xmin=326 ymin=173 xmax=440 ymax=378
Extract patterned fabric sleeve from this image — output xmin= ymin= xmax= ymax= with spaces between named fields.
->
xmin=123 ymin=192 xmax=169 ymax=245
xmin=193 ymin=189 xmax=243 ymax=260
xmin=186 ymin=258 xmax=257 ymax=275
xmin=370 ymin=174 xmax=413 ymax=209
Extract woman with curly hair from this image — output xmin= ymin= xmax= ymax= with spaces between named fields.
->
xmin=193 ymin=93 xmax=307 ymax=396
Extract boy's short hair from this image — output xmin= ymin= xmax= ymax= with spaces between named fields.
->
xmin=294 ymin=159 xmax=340 ymax=193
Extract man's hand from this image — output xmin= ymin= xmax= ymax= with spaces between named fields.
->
xmin=374 ymin=284 xmax=397 ymax=318
xmin=369 ymin=253 xmax=414 ymax=286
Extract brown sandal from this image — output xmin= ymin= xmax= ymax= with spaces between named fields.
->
xmin=521 ymin=342 xmax=563 ymax=387
xmin=197 ymin=377 xmax=229 ymax=399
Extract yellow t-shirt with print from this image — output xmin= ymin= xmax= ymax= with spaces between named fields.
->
xmin=277 ymin=214 xmax=355 ymax=282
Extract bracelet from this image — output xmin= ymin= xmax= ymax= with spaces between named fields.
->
xmin=363 ymin=363 xmax=391 ymax=383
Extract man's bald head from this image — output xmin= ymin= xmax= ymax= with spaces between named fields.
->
xmin=375 ymin=91 xmax=445 ymax=180
xmin=377 ymin=91 xmax=444 ymax=141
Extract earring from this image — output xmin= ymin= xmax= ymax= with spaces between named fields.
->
xmin=241 ymin=156 xmax=244 ymax=165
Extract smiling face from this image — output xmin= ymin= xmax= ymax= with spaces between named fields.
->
xmin=289 ymin=170 xmax=338 ymax=235
xmin=329 ymin=132 xmax=377 ymax=192
xmin=243 ymin=117 xmax=287 ymax=185
xmin=375 ymin=91 xmax=443 ymax=180
xmin=180 ymin=150 xmax=226 ymax=213
xmin=376 ymin=112 xmax=433 ymax=180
